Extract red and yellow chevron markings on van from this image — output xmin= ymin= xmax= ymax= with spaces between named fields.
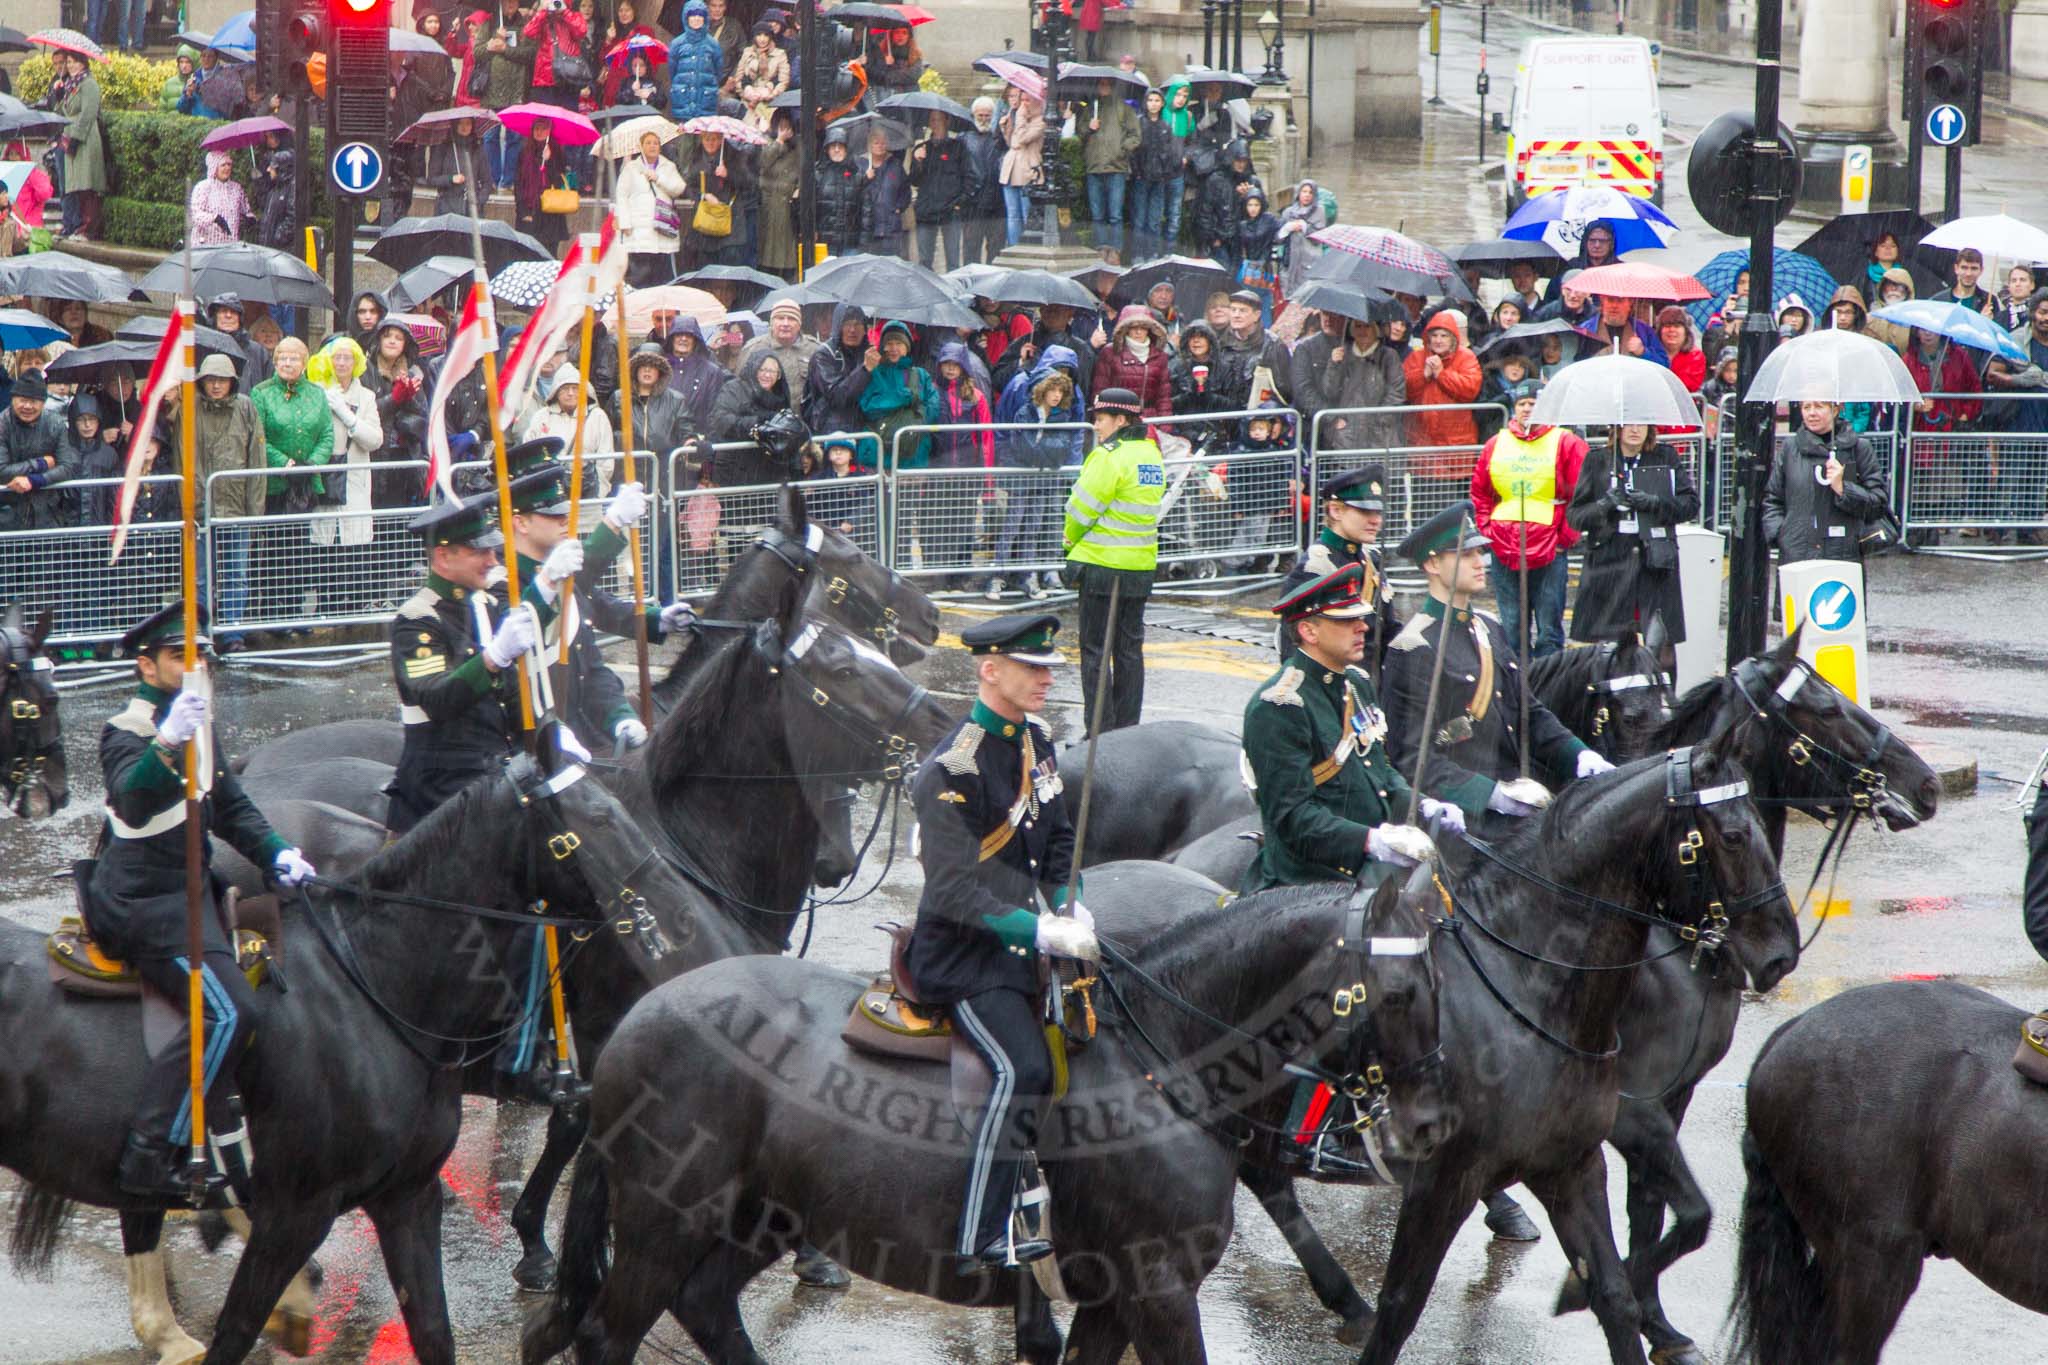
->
xmin=1516 ymin=139 xmax=1662 ymax=197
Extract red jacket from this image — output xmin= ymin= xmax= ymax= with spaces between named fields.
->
xmin=1470 ymin=421 xmax=1587 ymax=568
xmin=522 ymin=7 xmax=589 ymax=91
xmin=1903 ymin=344 xmax=1981 ymax=440
xmin=1091 ymin=344 xmax=1172 ymax=421
xmin=1402 ymin=346 xmax=1483 ymax=478
xmin=1667 ymin=347 xmax=1706 ymax=393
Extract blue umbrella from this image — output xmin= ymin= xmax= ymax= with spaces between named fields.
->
xmin=1683 ymin=247 xmax=1840 ymax=334
xmin=1501 ymin=185 xmax=1678 ymax=256
xmin=1869 ymin=300 xmax=2030 ymax=364
xmin=0 ymin=307 xmax=66 ymax=349
xmin=208 ymin=9 xmax=255 ymax=52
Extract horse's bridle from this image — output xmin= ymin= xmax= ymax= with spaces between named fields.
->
xmin=776 ymin=620 xmax=928 ymax=783
xmin=1586 ymin=647 xmax=1672 ymax=742
xmin=1730 ymin=655 xmax=1895 ymax=815
xmin=1663 ymin=746 xmax=1787 ymax=968
xmin=503 ymin=749 xmax=675 ymax=965
xmin=0 ymin=623 xmax=61 ymax=816
xmin=757 ymin=520 xmax=917 ymax=657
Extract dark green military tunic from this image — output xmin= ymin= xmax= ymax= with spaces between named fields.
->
xmin=1240 ymin=648 xmax=1413 ymax=892
xmin=518 ymin=521 xmax=675 ymax=751
xmin=1380 ymin=596 xmax=1586 ymax=818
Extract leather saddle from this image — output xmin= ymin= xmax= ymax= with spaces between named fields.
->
xmin=48 ymin=879 xmax=282 ymax=1002
xmin=841 ymin=924 xmax=1073 ymax=1112
xmin=2015 ymin=1012 xmax=2048 ymax=1087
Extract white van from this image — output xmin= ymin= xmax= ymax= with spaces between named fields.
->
xmin=1499 ymin=36 xmax=1666 ymax=212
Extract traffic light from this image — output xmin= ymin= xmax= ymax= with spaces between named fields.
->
xmin=258 ymin=0 xmax=327 ymax=98
xmin=1908 ymin=0 xmax=1983 ymax=146
xmin=327 ymin=0 xmax=392 ymax=143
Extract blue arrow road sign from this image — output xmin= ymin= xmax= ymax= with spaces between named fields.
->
xmin=1807 ymin=579 xmax=1857 ymax=632
xmin=1925 ymin=103 xmax=1967 ymax=147
xmin=330 ymin=142 xmax=384 ymax=195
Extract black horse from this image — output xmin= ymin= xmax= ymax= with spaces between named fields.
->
xmin=0 ymin=603 xmax=66 ymax=818
xmin=1067 ymin=719 xmax=1256 ymax=867
xmin=1731 ymin=980 xmax=2048 ymax=1365
xmin=3 ymin=734 xmax=693 ymax=1365
xmin=522 ymin=863 xmax=1453 ymax=1364
xmin=1078 ymin=741 xmax=1801 ymax=1362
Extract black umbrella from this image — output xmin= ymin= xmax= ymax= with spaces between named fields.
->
xmin=0 ymin=26 xmax=30 ymax=53
xmin=367 ymin=214 xmax=554 ymax=273
xmin=51 ymin=329 xmax=239 ymax=387
xmin=975 ymin=49 xmax=1048 ymax=74
xmin=1056 ymin=62 xmax=1147 ymax=95
xmin=592 ymin=102 xmax=664 ymax=125
xmin=138 ymin=243 xmax=333 ymax=309
xmin=1178 ymin=68 xmax=1257 ymax=94
xmin=389 ymin=30 xmax=453 ymax=65
xmin=1476 ymin=317 xmax=1580 ymax=357
xmin=1062 ymin=262 xmax=1127 ymax=297
xmin=832 ymin=112 xmax=912 ymax=152
xmin=1110 ymin=254 xmax=1231 ymax=308
xmin=1451 ymin=237 xmax=1567 ymax=279
xmin=673 ymin=263 xmax=786 ymax=307
xmin=0 ymin=253 xmax=145 ymax=303
xmin=1291 ymin=279 xmax=1401 ymax=326
xmin=984 ymin=268 xmax=1100 ymax=310
xmin=768 ymin=88 xmax=806 ymax=109
xmin=801 ymin=254 xmax=982 ymax=328
xmin=829 ymin=2 xmax=921 ymax=28
xmin=1306 ymin=241 xmax=1476 ymax=303
xmin=0 ymin=93 xmax=65 ymax=139
xmin=878 ymin=91 xmax=972 ymax=124
xmin=1793 ymin=209 xmax=1948 ymax=301
xmin=390 ymin=255 xmax=480 ymax=311
xmin=115 ymin=315 xmax=242 ymax=355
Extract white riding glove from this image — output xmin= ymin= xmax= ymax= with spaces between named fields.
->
xmin=156 ymin=691 xmax=209 ymax=746
xmin=483 ymin=604 xmax=540 ymax=670
xmin=1036 ymin=913 xmax=1101 ymax=962
xmin=1419 ymin=796 xmax=1467 ymax=837
xmin=603 ymin=480 xmax=649 ymax=530
xmin=614 ymin=716 xmax=649 ymax=748
xmin=1487 ymin=776 xmax=1554 ymax=817
xmin=1576 ymin=749 xmax=1617 ymax=779
xmin=272 ymin=847 xmax=316 ymax=887
xmin=1367 ymin=823 xmax=1436 ymax=867
xmin=554 ymin=725 xmax=593 ymax=764
xmin=658 ymin=600 xmax=696 ymax=635
xmin=1065 ymin=900 xmax=1095 ymax=932
xmin=533 ymin=539 xmax=585 ymax=602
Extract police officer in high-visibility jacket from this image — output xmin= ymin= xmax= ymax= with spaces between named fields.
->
xmin=1061 ymin=387 xmax=1163 ymax=735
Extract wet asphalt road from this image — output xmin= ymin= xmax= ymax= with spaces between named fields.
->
xmin=2 ymin=544 xmax=2044 ymax=1364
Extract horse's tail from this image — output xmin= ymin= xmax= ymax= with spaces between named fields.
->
xmin=8 ymin=1184 xmax=73 ymax=1278
xmin=1727 ymin=1127 xmax=1831 ymax=1365
xmin=522 ymin=1152 xmax=612 ymax=1362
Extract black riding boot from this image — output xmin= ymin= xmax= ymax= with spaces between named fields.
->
xmin=117 ymin=1130 xmax=227 ymax=1208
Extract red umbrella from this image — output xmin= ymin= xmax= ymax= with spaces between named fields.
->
xmin=896 ymin=5 xmax=938 ymax=22
xmin=199 ymin=115 xmax=290 ymax=153
xmin=605 ymin=33 xmax=667 ymax=67
xmin=1568 ymin=261 xmax=1711 ymax=302
xmin=397 ymin=106 xmax=503 ymax=144
xmin=497 ymin=102 xmax=600 ymax=146
xmin=27 ymin=28 xmax=105 ymax=61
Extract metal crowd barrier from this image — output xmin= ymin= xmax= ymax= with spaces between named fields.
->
xmin=1900 ymin=392 xmax=2048 ymax=539
xmin=450 ymin=450 xmax=664 ymax=607
xmin=0 ymin=475 xmax=186 ymax=646
xmin=667 ymin=437 xmax=887 ymax=598
xmin=1307 ymin=402 xmax=1507 ymax=552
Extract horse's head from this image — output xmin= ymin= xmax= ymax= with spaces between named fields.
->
xmin=768 ymin=615 xmax=953 ymax=787
xmin=1732 ymin=630 xmax=1939 ymax=832
xmin=0 ymin=604 xmax=66 ymax=819
xmin=1347 ymin=861 xmax=1455 ymax=1164
xmin=811 ymin=520 xmax=940 ymax=666
xmin=1665 ymin=741 xmax=1800 ymax=994
xmin=1584 ymin=630 xmax=1675 ymax=763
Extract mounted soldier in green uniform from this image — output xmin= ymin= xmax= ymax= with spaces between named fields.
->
xmin=1241 ymin=560 xmax=1453 ymax=893
xmin=1276 ymin=464 xmax=1401 ymax=679
xmin=88 ymin=604 xmax=315 ymax=1204
xmin=496 ymin=438 xmax=695 ymax=755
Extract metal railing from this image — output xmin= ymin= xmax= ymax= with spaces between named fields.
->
xmin=0 ymin=475 xmax=187 ymax=644
xmin=1900 ymin=392 xmax=2048 ymax=537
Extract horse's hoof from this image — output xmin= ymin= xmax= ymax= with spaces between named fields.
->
xmin=514 ymin=1250 xmax=559 ymax=1294
xmin=1336 ymin=1310 xmax=1375 ymax=1347
xmin=1650 ymin=1342 xmax=1708 ymax=1365
xmin=1483 ymin=1202 xmax=1542 ymax=1243
xmin=792 ymin=1246 xmax=852 ymax=1289
xmin=194 ymin=1210 xmax=231 ymax=1254
xmin=1554 ymin=1269 xmax=1589 ymax=1316
xmin=264 ymin=1306 xmax=314 ymax=1357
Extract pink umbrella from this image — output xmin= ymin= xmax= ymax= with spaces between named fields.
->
xmin=497 ymin=102 xmax=600 ymax=146
xmin=1566 ymin=261 xmax=1711 ymax=302
xmin=679 ymin=114 xmax=766 ymax=146
xmin=200 ymin=115 xmax=290 ymax=153
xmin=984 ymin=57 xmax=1044 ymax=104
xmin=28 ymin=28 xmax=105 ymax=62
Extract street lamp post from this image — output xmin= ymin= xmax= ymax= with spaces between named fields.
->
xmin=1202 ymin=0 xmax=1219 ymax=67
xmin=1727 ymin=0 xmax=1786 ymax=665
xmin=1032 ymin=0 xmax=1074 ymax=249
xmin=1256 ymin=2 xmax=1287 ymax=84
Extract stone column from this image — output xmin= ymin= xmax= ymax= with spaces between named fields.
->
xmin=1791 ymin=0 xmax=1911 ymax=211
xmin=2012 ymin=0 xmax=2048 ymax=82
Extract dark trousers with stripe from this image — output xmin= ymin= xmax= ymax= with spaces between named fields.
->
xmin=951 ymin=987 xmax=1053 ymax=1256
xmin=131 ymin=951 xmax=258 ymax=1148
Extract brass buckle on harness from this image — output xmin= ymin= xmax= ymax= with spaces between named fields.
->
xmin=824 ymin=575 xmax=849 ymax=605
xmin=1677 ymin=828 xmax=1703 ymax=865
xmin=1788 ymin=737 xmax=1813 ymax=767
xmin=548 ymin=831 xmax=582 ymax=861
xmin=812 ymin=687 xmax=830 ymax=707
xmin=10 ymin=699 xmax=37 ymax=720
xmin=1332 ymin=981 xmax=1367 ymax=1017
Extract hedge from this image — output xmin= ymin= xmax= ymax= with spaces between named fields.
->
xmin=95 ymin=111 xmax=332 ymax=252
xmin=16 ymin=52 xmax=176 ymax=111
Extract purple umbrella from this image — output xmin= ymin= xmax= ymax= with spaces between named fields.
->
xmin=200 ymin=115 xmax=289 ymax=153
